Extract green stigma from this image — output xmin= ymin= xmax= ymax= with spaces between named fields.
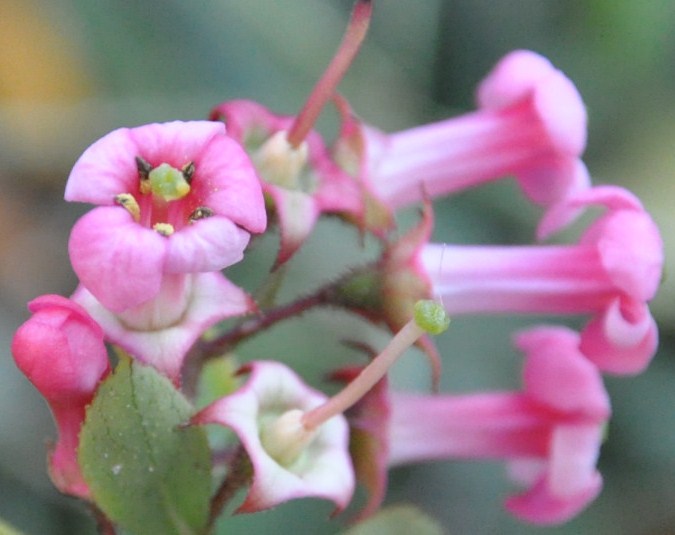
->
xmin=148 ymin=163 xmax=191 ymax=201
xmin=414 ymin=299 xmax=450 ymax=335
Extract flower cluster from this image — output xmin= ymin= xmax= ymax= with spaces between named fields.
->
xmin=11 ymin=2 xmax=662 ymax=533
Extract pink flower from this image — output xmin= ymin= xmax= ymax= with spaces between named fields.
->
xmin=420 ymin=186 xmax=663 ymax=374
xmin=357 ymin=50 xmax=589 ymax=210
xmin=65 ymin=121 xmax=266 ymax=312
xmin=11 ymin=294 xmax=111 ymax=499
xmin=192 ymin=361 xmax=354 ymax=513
xmin=73 ymin=272 xmax=254 ymax=383
xmin=210 ymin=101 xmax=362 ymax=266
xmin=364 ymin=327 xmax=609 ymax=525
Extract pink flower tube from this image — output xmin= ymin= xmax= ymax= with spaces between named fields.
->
xmin=388 ymin=327 xmax=610 ymax=525
xmin=11 ymin=295 xmax=111 ymax=498
xmin=65 ymin=121 xmax=266 ymax=312
xmin=364 ymin=50 xmax=589 ymax=209
xmin=420 ymin=187 xmax=663 ymax=374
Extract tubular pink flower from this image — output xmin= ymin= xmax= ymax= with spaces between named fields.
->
xmin=387 ymin=327 xmax=609 ymax=525
xmin=363 ymin=50 xmax=589 ymax=209
xmin=72 ymin=272 xmax=254 ymax=383
xmin=66 ymin=121 xmax=266 ymax=312
xmin=210 ymin=100 xmax=361 ymax=266
xmin=11 ymin=295 xmax=111 ymax=499
xmin=192 ymin=361 xmax=354 ymax=513
xmin=420 ymin=186 xmax=663 ymax=374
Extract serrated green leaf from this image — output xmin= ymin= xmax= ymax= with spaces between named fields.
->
xmin=341 ymin=504 xmax=445 ymax=535
xmin=79 ymin=357 xmax=212 ymax=535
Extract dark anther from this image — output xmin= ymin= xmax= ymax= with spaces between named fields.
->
xmin=189 ymin=207 xmax=214 ymax=223
xmin=135 ymin=156 xmax=153 ymax=180
xmin=182 ymin=161 xmax=196 ymax=183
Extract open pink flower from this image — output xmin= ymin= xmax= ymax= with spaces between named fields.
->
xmin=210 ymin=101 xmax=361 ymax=265
xmin=73 ymin=272 xmax=254 ymax=383
xmin=66 ymin=121 xmax=266 ymax=312
xmin=420 ymin=186 xmax=663 ymax=374
xmin=345 ymin=327 xmax=609 ymax=525
xmin=192 ymin=360 xmax=354 ymax=513
xmin=353 ymin=50 xmax=589 ymax=211
xmin=12 ymin=295 xmax=111 ymax=499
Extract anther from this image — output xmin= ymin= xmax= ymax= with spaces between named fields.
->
xmin=114 ymin=193 xmax=141 ymax=222
xmin=189 ymin=207 xmax=214 ymax=223
xmin=182 ymin=161 xmax=195 ymax=183
xmin=153 ymin=222 xmax=175 ymax=236
xmin=135 ymin=156 xmax=153 ymax=180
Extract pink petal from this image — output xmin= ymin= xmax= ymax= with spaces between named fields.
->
xmin=65 ymin=127 xmax=139 ymax=204
xmin=68 ymin=207 xmax=166 ymax=312
xmin=517 ymin=327 xmax=610 ymax=417
xmin=128 ymin=121 xmax=225 ymax=168
xmin=192 ymin=133 xmax=266 ymax=233
xmin=538 ymin=185 xmax=644 ymax=239
xmin=548 ymin=424 xmax=603 ymax=498
xmin=477 ymin=50 xmax=587 ymax=156
xmin=477 ymin=50 xmax=556 ymax=110
xmin=587 ymin=209 xmax=663 ymax=301
xmin=192 ymin=361 xmax=354 ymax=513
xmin=519 ymin=158 xmax=590 ymax=209
xmin=580 ymin=298 xmax=658 ymax=375
xmin=73 ymin=273 xmax=254 ymax=382
xmin=164 ymin=216 xmax=251 ymax=273
xmin=505 ymin=470 xmax=602 ymax=525
xmin=267 ymin=187 xmax=320 ymax=267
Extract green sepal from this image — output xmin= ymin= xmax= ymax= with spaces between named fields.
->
xmin=78 ymin=357 xmax=212 ymax=535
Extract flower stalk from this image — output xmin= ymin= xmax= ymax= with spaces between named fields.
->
xmin=286 ymin=0 xmax=373 ymax=148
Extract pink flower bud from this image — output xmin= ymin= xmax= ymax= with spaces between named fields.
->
xmin=12 ymin=295 xmax=110 ymax=498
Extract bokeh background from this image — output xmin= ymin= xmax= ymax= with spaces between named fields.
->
xmin=0 ymin=1 xmax=674 ymax=533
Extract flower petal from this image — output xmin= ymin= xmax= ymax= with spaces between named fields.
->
xmin=517 ymin=327 xmax=610 ymax=417
xmin=192 ymin=361 xmax=354 ymax=513
xmin=580 ymin=298 xmax=658 ymax=375
xmin=505 ymin=470 xmax=602 ymax=525
xmin=65 ymin=127 xmax=139 ymax=204
xmin=193 ymin=133 xmax=266 ymax=233
xmin=68 ymin=206 xmax=166 ymax=312
xmin=128 ymin=121 xmax=225 ymax=168
xmin=73 ymin=273 xmax=254 ymax=381
xmin=164 ymin=216 xmax=251 ymax=273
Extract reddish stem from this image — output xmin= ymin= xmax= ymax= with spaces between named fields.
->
xmin=286 ymin=0 xmax=373 ymax=147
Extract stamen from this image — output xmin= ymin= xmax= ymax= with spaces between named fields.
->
xmin=285 ymin=0 xmax=373 ymax=148
xmin=182 ymin=161 xmax=195 ymax=183
xmin=153 ymin=222 xmax=175 ymax=236
xmin=189 ymin=207 xmax=214 ymax=223
xmin=114 ymin=193 xmax=141 ymax=222
xmin=135 ymin=156 xmax=153 ymax=180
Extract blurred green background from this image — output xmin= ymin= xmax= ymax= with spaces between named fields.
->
xmin=0 ymin=0 xmax=674 ymax=533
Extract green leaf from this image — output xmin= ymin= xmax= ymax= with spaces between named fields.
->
xmin=340 ymin=504 xmax=444 ymax=535
xmin=79 ymin=357 xmax=212 ymax=535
